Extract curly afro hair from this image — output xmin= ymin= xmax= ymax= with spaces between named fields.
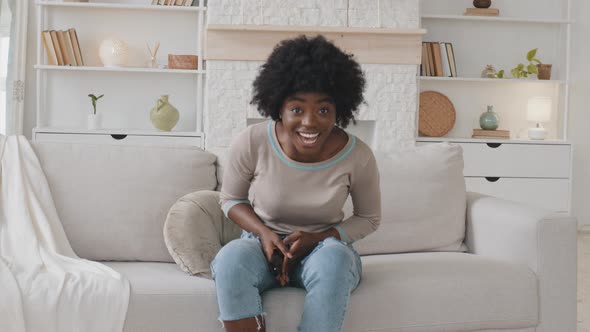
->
xmin=250 ymin=35 xmax=365 ymax=128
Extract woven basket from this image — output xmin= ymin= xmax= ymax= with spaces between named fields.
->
xmin=419 ymin=91 xmax=456 ymax=137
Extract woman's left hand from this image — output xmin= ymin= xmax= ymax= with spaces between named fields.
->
xmin=283 ymin=231 xmax=321 ymax=260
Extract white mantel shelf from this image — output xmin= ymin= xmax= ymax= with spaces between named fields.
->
xmin=206 ymin=24 xmax=426 ymax=64
xmin=208 ymin=24 xmax=426 ymax=35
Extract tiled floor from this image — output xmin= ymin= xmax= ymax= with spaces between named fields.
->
xmin=579 ymin=233 xmax=590 ymax=332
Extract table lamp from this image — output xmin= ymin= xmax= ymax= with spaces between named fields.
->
xmin=527 ymin=97 xmax=551 ymax=140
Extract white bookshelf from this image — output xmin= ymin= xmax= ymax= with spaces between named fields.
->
xmin=415 ymin=136 xmax=571 ymax=145
xmin=33 ymin=127 xmax=203 ymax=136
xmin=420 ymin=76 xmax=566 ymax=85
xmin=421 ymin=14 xmax=573 ymax=25
xmin=34 ymin=64 xmax=205 ymax=75
xmin=34 ymin=0 xmax=207 ymax=146
xmin=36 ymin=1 xmax=205 ymax=12
xmin=418 ymin=0 xmax=573 ymax=214
xmin=419 ymin=0 xmax=572 ymax=141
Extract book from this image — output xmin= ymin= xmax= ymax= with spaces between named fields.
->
xmin=151 ymin=0 xmax=159 ymax=4
xmin=175 ymin=0 xmax=184 ymax=5
xmin=56 ymin=30 xmax=72 ymax=66
xmin=464 ymin=8 xmax=500 ymax=16
xmin=427 ymin=42 xmax=435 ymax=76
xmin=49 ymin=30 xmax=64 ymax=66
xmin=445 ymin=43 xmax=457 ymax=77
xmin=421 ymin=43 xmax=427 ymax=76
xmin=472 ymin=129 xmax=510 ymax=138
xmin=63 ymin=29 xmax=78 ymax=66
xmin=68 ymin=28 xmax=84 ymax=66
xmin=439 ymin=42 xmax=451 ymax=77
xmin=41 ymin=30 xmax=58 ymax=66
xmin=431 ymin=42 xmax=443 ymax=77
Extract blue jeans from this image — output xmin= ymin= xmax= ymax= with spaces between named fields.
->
xmin=210 ymin=231 xmax=362 ymax=332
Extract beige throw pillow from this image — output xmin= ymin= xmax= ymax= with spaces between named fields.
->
xmin=352 ymin=142 xmax=468 ymax=255
xmin=164 ymin=190 xmax=242 ymax=278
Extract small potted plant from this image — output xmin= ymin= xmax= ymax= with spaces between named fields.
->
xmin=510 ymin=48 xmax=551 ymax=80
xmin=87 ymin=93 xmax=104 ymax=130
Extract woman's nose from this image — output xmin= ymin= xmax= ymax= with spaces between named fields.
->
xmin=301 ymin=111 xmax=315 ymax=126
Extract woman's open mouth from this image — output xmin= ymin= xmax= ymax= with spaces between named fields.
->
xmin=297 ymin=132 xmax=319 ymax=146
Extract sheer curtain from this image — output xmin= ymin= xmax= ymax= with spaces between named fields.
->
xmin=0 ymin=0 xmax=27 ymax=136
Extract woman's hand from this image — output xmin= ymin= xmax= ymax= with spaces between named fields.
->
xmin=259 ymin=228 xmax=292 ymax=262
xmin=283 ymin=231 xmax=322 ymax=260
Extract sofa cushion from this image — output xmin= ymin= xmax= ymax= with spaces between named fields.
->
xmin=105 ymin=252 xmax=537 ymax=332
xmin=32 ymin=142 xmax=217 ymax=262
xmin=352 ymin=142 xmax=468 ymax=255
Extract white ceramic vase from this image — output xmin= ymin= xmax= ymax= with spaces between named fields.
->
xmin=87 ymin=113 xmax=101 ymax=130
xmin=99 ymin=39 xmax=128 ymax=67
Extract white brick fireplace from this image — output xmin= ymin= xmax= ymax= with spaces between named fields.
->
xmin=204 ymin=0 xmax=422 ymax=156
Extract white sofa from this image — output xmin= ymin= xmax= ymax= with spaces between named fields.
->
xmin=30 ymin=140 xmax=577 ymax=332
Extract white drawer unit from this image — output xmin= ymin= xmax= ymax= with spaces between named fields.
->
xmin=33 ymin=129 xmax=203 ymax=148
xmin=459 ymin=142 xmax=570 ymax=178
xmin=465 ymin=177 xmax=570 ymax=212
xmin=416 ymin=138 xmax=573 ymax=213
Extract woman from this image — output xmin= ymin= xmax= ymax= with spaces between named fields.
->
xmin=211 ymin=35 xmax=381 ymax=332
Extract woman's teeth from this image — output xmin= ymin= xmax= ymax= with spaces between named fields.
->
xmin=299 ymin=132 xmax=319 ymax=138
xmin=298 ymin=132 xmax=319 ymax=145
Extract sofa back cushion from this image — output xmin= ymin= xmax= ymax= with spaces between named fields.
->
xmin=31 ymin=142 xmax=217 ymax=262
xmin=351 ymin=142 xmax=467 ymax=255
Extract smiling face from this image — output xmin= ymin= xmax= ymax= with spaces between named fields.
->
xmin=278 ymin=92 xmax=338 ymax=162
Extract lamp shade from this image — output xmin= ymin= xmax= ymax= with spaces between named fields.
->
xmin=527 ymin=97 xmax=552 ymax=123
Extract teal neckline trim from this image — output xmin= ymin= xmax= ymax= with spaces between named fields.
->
xmin=267 ymin=121 xmax=356 ymax=171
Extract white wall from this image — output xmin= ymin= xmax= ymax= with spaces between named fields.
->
xmin=569 ymin=0 xmax=590 ymax=227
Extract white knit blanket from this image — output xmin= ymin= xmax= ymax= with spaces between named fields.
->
xmin=0 ymin=135 xmax=129 ymax=332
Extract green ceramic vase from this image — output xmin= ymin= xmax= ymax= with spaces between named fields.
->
xmin=150 ymin=95 xmax=179 ymax=131
xmin=479 ymin=105 xmax=499 ymax=130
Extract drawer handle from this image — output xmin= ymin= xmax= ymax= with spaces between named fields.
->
xmin=486 ymin=143 xmax=502 ymax=148
xmin=485 ymin=177 xmax=500 ymax=182
xmin=110 ymin=134 xmax=127 ymax=140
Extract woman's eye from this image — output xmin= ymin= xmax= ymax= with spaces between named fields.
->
xmin=318 ymin=108 xmax=329 ymax=114
xmin=291 ymin=107 xmax=303 ymax=114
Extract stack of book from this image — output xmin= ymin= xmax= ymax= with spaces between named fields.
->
xmin=151 ymin=0 xmax=199 ymax=5
xmin=41 ymin=28 xmax=84 ymax=66
xmin=472 ymin=129 xmax=510 ymax=139
xmin=464 ymin=8 xmax=500 ymax=16
xmin=421 ymin=42 xmax=457 ymax=78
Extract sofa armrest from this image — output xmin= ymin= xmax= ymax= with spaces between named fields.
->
xmin=465 ymin=191 xmax=577 ymax=332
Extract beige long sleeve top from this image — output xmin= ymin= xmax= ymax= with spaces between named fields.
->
xmin=219 ymin=120 xmax=381 ymax=243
